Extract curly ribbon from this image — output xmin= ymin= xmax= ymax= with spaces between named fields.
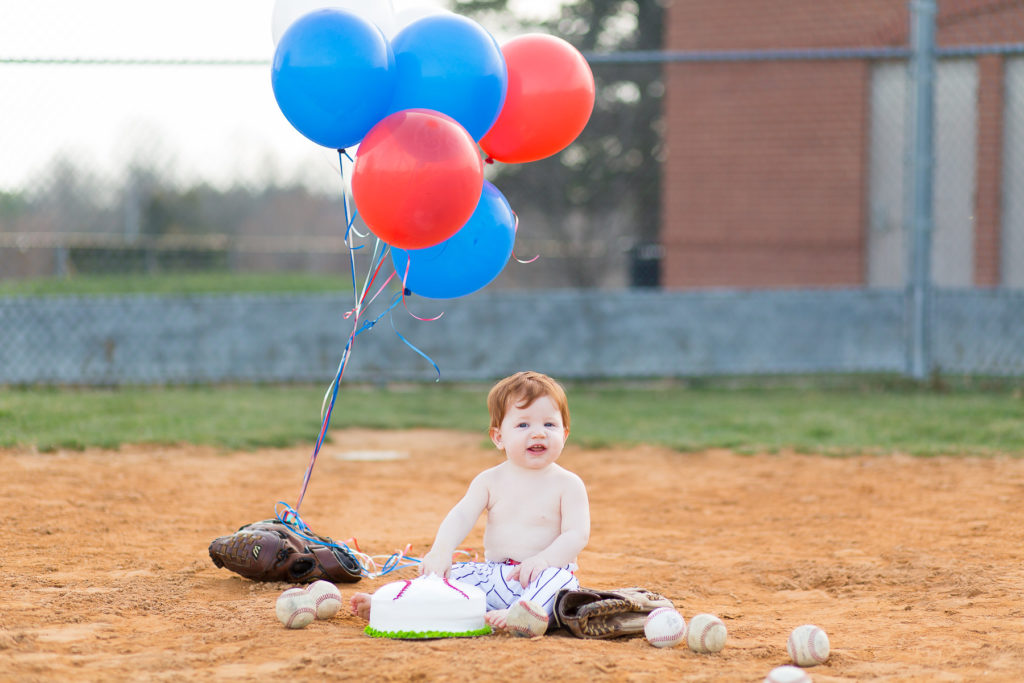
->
xmin=398 ymin=255 xmax=444 ymax=323
xmin=274 ymin=502 xmax=421 ymax=579
xmin=272 ymin=502 xmax=479 ymax=580
xmin=390 ymin=300 xmax=441 ymax=382
xmin=510 ymin=211 xmax=539 ymax=264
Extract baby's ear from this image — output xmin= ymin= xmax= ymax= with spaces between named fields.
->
xmin=489 ymin=427 xmax=503 ymax=450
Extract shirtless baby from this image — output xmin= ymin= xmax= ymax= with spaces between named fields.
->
xmin=351 ymin=370 xmax=590 ymax=634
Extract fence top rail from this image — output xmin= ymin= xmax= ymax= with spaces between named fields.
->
xmin=3 ymin=43 xmax=1023 ymax=67
xmin=588 ymin=43 xmax=1024 ymax=63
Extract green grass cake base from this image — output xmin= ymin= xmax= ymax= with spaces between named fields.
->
xmin=364 ymin=625 xmax=492 ymax=639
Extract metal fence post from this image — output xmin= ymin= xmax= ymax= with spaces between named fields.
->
xmin=907 ymin=0 xmax=937 ymax=380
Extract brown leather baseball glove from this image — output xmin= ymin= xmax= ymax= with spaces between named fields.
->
xmin=208 ymin=519 xmax=362 ymax=584
xmin=552 ymin=586 xmax=674 ymax=638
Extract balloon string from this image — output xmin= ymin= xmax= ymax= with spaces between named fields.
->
xmin=510 ymin=210 xmax=539 ymax=264
xmin=389 ymin=295 xmax=441 ymax=382
xmin=344 ymin=243 xmax=392 ymax=319
xmin=360 ymin=242 xmax=392 ymax=308
xmin=296 ymin=152 xmax=362 ymax=512
xmin=399 ymin=255 xmax=444 ymax=322
xmin=295 ymin=150 xmax=447 ymax=510
xmin=363 ymin=271 xmax=396 ymax=308
xmin=298 ymin=333 xmax=351 ymax=511
xmin=339 ymin=149 xmax=367 ymax=242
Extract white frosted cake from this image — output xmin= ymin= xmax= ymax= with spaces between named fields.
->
xmin=366 ymin=575 xmax=491 ymax=639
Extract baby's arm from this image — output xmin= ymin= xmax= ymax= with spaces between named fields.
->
xmin=515 ymin=473 xmax=591 ymax=587
xmin=419 ymin=471 xmax=490 ymax=577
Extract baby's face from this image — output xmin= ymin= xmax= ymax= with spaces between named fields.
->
xmin=490 ymin=394 xmax=568 ymax=470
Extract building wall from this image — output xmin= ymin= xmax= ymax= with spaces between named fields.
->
xmin=662 ymin=58 xmax=870 ymax=288
xmin=661 ymin=0 xmax=1018 ymax=289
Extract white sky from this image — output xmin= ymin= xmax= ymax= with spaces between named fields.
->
xmin=0 ymin=1 xmax=557 ymax=193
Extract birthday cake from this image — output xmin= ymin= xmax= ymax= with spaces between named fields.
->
xmin=366 ymin=574 xmax=491 ymax=639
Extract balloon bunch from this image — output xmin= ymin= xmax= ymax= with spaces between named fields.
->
xmin=271 ymin=0 xmax=596 ymax=300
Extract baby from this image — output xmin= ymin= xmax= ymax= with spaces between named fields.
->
xmin=351 ymin=370 xmax=590 ymax=633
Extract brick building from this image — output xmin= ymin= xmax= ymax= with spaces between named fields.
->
xmin=661 ymin=0 xmax=1024 ymax=289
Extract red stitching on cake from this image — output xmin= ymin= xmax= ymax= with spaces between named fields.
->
xmin=443 ymin=578 xmax=469 ymax=599
xmin=393 ymin=580 xmax=413 ymax=600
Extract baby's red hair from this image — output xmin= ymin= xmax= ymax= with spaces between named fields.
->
xmin=487 ymin=371 xmax=570 ymax=433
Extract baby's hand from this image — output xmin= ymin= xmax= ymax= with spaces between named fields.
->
xmin=417 ymin=550 xmax=451 ymax=578
xmin=511 ymin=556 xmax=550 ymax=588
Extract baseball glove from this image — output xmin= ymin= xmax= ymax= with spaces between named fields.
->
xmin=208 ymin=519 xmax=362 ymax=584
xmin=552 ymin=586 xmax=674 ymax=639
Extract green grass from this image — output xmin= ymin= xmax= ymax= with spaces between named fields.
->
xmin=1 ymin=380 xmax=1021 ymax=456
xmin=568 ymin=383 xmax=1024 ymax=456
xmin=0 ymin=272 xmax=357 ymax=297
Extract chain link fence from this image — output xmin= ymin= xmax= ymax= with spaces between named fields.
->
xmin=1 ymin=0 xmax=1022 ymax=384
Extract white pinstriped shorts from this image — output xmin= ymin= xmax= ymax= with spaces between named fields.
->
xmin=447 ymin=560 xmax=579 ymax=616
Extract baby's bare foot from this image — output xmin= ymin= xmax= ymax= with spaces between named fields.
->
xmin=485 ymin=608 xmax=509 ymax=629
xmin=350 ymin=592 xmax=372 ymax=620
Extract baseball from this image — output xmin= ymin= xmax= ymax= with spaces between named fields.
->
xmin=764 ymin=665 xmax=813 ymax=683
xmin=787 ymin=624 xmax=830 ymax=666
xmin=643 ymin=607 xmax=686 ymax=648
xmin=685 ymin=613 xmax=727 ymax=653
xmin=275 ymin=587 xmax=316 ymax=629
xmin=506 ymin=598 xmax=549 ymax=638
xmin=306 ymin=580 xmax=343 ymax=620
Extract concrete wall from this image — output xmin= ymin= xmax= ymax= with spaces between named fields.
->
xmin=2 ymin=289 xmax=1021 ymax=385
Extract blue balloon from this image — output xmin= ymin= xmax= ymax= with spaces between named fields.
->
xmin=392 ymin=181 xmax=516 ymax=299
xmin=272 ymin=9 xmax=396 ymax=149
xmin=389 ymin=14 xmax=507 ymax=141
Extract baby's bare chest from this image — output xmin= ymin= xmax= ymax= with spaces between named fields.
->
xmin=488 ymin=486 xmax=561 ymax=525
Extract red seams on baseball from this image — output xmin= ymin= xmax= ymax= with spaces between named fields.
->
xmin=314 ymin=594 xmax=335 ymax=608
xmin=787 ymin=626 xmax=827 ymax=664
xmin=804 ymin=628 xmax=827 ymax=663
xmin=645 ymin=608 xmax=684 ymax=644
xmin=286 ymin=607 xmax=315 ymax=628
xmin=519 ymin=601 xmax=546 ymax=621
xmin=699 ymin=620 xmax=717 ymax=650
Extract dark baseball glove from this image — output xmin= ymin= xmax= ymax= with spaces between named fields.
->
xmin=552 ymin=586 xmax=674 ymax=638
xmin=208 ymin=519 xmax=362 ymax=584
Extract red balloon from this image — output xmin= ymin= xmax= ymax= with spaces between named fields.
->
xmin=479 ymin=34 xmax=595 ymax=164
xmin=352 ymin=109 xmax=484 ymax=249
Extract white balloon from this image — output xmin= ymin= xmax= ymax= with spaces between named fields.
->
xmin=387 ymin=5 xmax=454 ymax=38
xmin=271 ymin=0 xmax=396 ymax=44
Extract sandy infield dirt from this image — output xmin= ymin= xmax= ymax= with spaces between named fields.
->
xmin=2 ymin=428 xmax=1024 ymax=682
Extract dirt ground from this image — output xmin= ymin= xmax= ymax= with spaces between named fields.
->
xmin=2 ymin=428 xmax=1024 ymax=682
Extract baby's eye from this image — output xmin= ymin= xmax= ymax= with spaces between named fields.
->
xmin=517 ymin=422 xmax=528 ymax=428
xmin=545 ymin=422 xmax=556 ymax=428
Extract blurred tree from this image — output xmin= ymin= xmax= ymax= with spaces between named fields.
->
xmin=453 ymin=0 xmax=665 ymax=287
xmin=0 ymin=191 xmax=26 ymax=224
